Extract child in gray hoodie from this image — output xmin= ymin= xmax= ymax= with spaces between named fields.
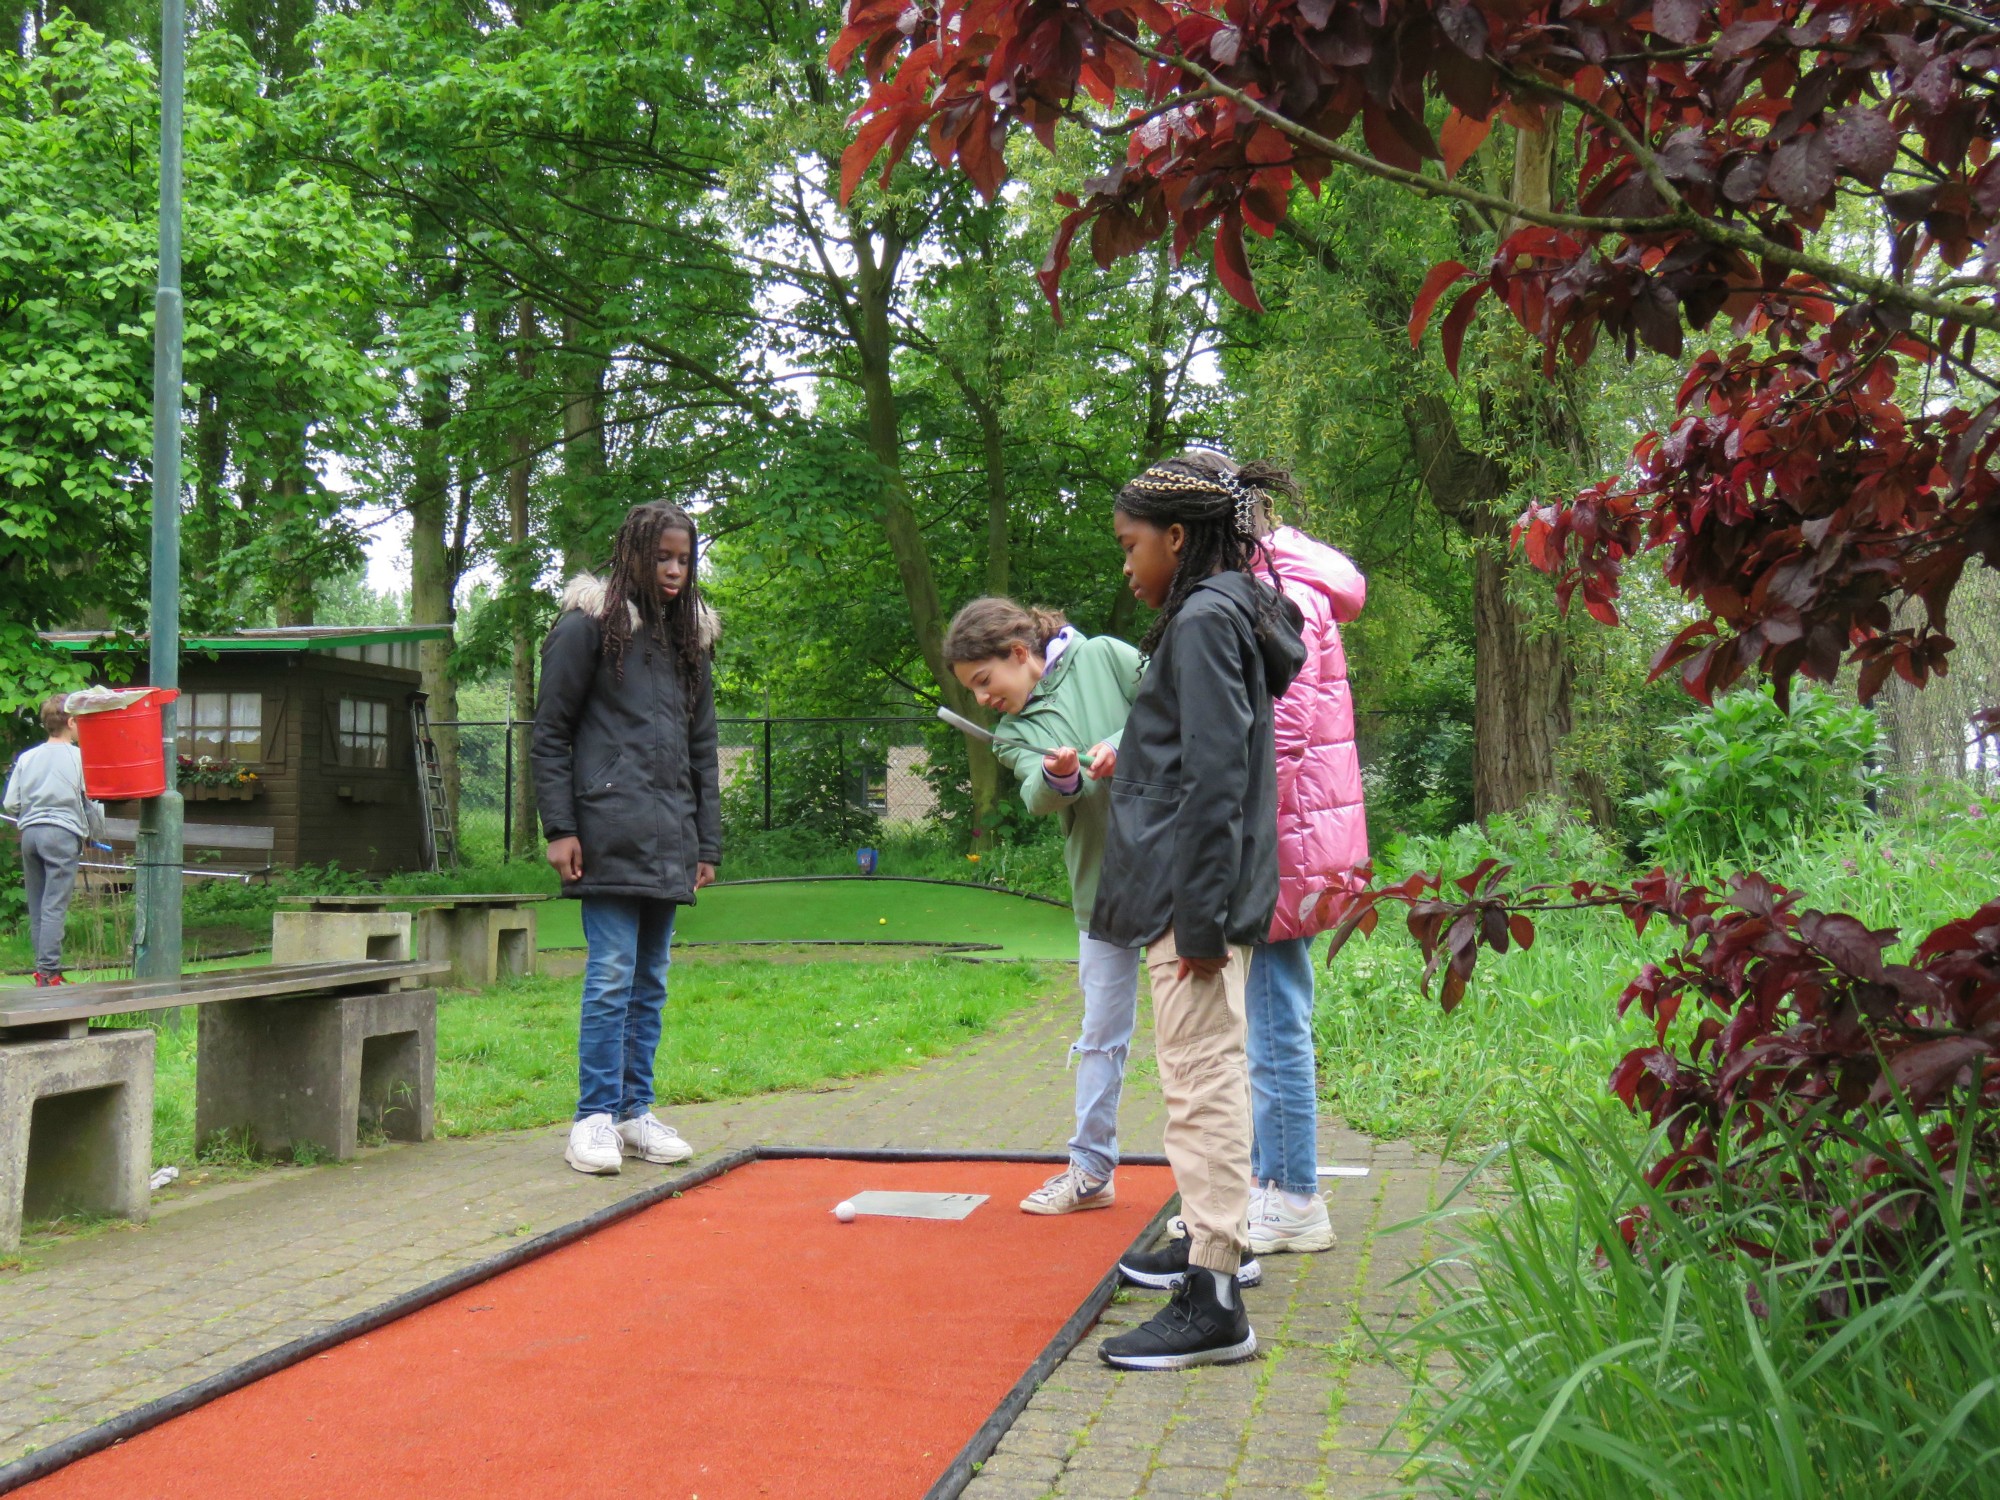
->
xmin=4 ymin=696 xmax=104 ymax=985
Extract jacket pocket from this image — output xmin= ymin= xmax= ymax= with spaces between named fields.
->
xmin=1094 ymin=778 xmax=1181 ymax=945
xmin=578 ymin=748 xmax=628 ymax=792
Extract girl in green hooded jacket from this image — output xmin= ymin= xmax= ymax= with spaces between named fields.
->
xmin=944 ymin=599 xmax=1141 ymax=1216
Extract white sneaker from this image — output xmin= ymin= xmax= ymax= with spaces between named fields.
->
xmin=1021 ymin=1165 xmax=1115 ymax=1215
xmin=1250 ymin=1190 xmax=1337 ymax=1254
xmin=565 ymin=1112 xmax=622 ymax=1175
xmin=616 ymin=1112 xmax=694 ymax=1164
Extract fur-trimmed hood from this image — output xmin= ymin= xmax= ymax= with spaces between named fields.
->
xmin=559 ymin=573 xmax=721 ymax=651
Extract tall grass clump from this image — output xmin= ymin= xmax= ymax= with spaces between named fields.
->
xmin=1314 ymin=790 xmax=1997 ymax=1150
xmin=1403 ymin=1104 xmax=2000 ymax=1499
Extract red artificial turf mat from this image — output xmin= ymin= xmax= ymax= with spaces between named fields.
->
xmin=24 ymin=1159 xmax=1174 ymax=1500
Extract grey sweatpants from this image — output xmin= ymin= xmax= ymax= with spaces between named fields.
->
xmin=20 ymin=823 xmax=82 ymax=976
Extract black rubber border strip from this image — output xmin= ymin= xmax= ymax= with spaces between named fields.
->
xmin=0 ymin=1145 xmax=1173 ymax=1498
xmin=920 ymin=1189 xmax=1181 ymax=1500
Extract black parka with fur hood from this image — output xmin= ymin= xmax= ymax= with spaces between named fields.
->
xmin=532 ymin=574 xmax=722 ymax=902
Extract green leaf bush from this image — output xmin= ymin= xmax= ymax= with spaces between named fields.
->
xmin=1631 ymin=686 xmax=1881 ymax=868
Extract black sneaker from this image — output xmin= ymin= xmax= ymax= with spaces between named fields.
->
xmin=1100 ymin=1271 xmax=1258 ymax=1370
xmin=1118 ymin=1235 xmax=1262 ymax=1290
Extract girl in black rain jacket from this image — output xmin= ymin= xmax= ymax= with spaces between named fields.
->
xmin=532 ymin=501 xmax=719 ymax=1176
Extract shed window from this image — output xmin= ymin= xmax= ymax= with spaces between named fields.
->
xmin=177 ymin=692 xmax=262 ymax=763
xmin=336 ymin=698 xmax=392 ymax=769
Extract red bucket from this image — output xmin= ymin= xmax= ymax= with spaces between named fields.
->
xmin=74 ymin=688 xmax=180 ymax=800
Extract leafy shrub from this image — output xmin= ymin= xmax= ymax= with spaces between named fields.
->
xmin=1631 ymin=685 xmax=1880 ymax=867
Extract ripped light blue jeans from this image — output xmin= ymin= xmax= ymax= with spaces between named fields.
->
xmin=1069 ymin=933 xmax=1142 ymax=1181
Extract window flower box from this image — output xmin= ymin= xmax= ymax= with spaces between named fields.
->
xmin=184 ymin=781 xmax=259 ymax=802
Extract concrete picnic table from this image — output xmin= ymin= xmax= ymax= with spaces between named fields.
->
xmin=275 ymin=893 xmax=549 ymax=988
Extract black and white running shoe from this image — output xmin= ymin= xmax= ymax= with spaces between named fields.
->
xmin=1099 ymin=1271 xmax=1258 ymax=1371
xmin=1117 ymin=1235 xmax=1262 ymax=1290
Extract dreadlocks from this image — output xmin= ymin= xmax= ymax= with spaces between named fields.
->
xmin=599 ymin=500 xmax=708 ymax=689
xmin=1115 ymin=449 xmax=1297 ymax=653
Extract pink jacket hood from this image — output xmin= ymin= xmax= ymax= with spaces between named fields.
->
xmin=1267 ymin=525 xmax=1365 ymax=625
xmin=1257 ymin=526 xmax=1369 ymax=942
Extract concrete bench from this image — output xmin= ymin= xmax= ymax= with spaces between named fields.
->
xmin=0 ymin=959 xmax=447 ymax=1249
xmin=279 ymin=894 xmax=548 ymax=987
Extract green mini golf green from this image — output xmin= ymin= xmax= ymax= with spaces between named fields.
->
xmin=535 ymin=878 xmax=1079 ymax=961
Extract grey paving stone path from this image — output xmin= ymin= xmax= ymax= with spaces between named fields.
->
xmin=0 ymin=978 xmax=1450 ymax=1497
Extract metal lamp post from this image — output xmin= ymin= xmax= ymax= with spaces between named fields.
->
xmin=134 ymin=0 xmax=185 ymax=982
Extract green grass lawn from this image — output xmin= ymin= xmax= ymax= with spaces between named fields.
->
xmin=128 ymin=952 xmax=1062 ymax=1167
xmin=534 ymin=878 xmax=1082 ymax=962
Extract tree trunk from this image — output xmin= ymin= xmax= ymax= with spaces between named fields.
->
xmin=849 ymin=216 xmax=1004 ymax=836
xmin=508 ymin=300 xmax=541 ymax=855
xmin=408 ymin=348 xmax=460 ymax=846
xmin=272 ymin=430 xmax=315 ymax=627
xmin=1106 ymin=244 xmax=1177 ymax=641
xmin=981 ymin=403 xmax=1008 ymax=598
xmin=1404 ymin=391 xmax=1570 ymax=822
xmin=558 ymin=314 xmax=608 ymax=579
xmin=1469 ymin=513 xmax=1571 ymax=816
xmin=979 ymin=247 xmax=1009 ymax=598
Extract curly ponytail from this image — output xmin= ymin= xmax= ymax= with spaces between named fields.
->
xmin=943 ymin=598 xmax=1069 ymax=666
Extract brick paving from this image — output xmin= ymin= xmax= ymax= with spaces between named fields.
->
xmin=0 ymin=976 xmax=1448 ymax=1496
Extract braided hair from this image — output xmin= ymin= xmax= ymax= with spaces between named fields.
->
xmin=1115 ymin=449 xmax=1296 ymax=653
xmin=599 ymin=500 xmax=708 ymax=690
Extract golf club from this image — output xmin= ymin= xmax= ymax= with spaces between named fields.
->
xmin=935 ymin=705 xmax=1095 ymax=768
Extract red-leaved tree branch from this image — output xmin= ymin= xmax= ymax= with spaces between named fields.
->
xmin=835 ymin=3 xmax=2000 ymax=1287
xmin=833 ymin=0 xmax=2000 ymax=707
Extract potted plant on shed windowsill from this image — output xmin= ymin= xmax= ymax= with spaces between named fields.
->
xmin=178 ymin=755 xmax=261 ymax=801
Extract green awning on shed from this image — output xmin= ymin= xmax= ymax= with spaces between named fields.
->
xmin=40 ymin=626 xmax=452 ymax=653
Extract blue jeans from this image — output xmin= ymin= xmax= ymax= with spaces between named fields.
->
xmin=1069 ymin=933 xmax=1141 ymax=1181
xmin=1246 ymin=936 xmax=1320 ymax=1196
xmin=577 ymin=896 xmax=677 ymax=1121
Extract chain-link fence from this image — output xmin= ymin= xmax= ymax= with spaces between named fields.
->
xmin=435 ymin=716 xmax=941 ymax=864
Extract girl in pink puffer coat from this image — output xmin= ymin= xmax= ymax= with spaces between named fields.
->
xmin=1242 ymin=483 xmax=1368 ymax=1259
xmin=1265 ymin=525 xmax=1369 ymax=940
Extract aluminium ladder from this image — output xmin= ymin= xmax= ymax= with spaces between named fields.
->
xmin=411 ymin=694 xmax=459 ymax=871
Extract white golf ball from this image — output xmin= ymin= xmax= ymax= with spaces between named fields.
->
xmin=834 ymin=1200 xmax=857 ymax=1222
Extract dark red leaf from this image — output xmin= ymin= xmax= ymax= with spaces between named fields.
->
xmin=1212 ymin=207 xmax=1263 ymax=312
xmin=1875 ymin=1037 xmax=1993 ymax=1109
xmin=1823 ymin=106 xmax=1898 ymax=186
xmin=1767 ymin=134 xmax=1837 ymax=213
xmin=1653 ymin=0 xmax=1702 ymax=46
xmin=1439 ymin=109 xmax=1490 ymax=181
xmin=1409 ymin=260 xmax=1470 ymax=348
xmin=1509 ymin=914 xmax=1536 ymax=951
xmin=1439 ymin=282 xmax=1487 ymax=378
xmin=1439 ymin=964 xmax=1468 ymax=1014
xmin=841 ymin=108 xmax=905 ymax=204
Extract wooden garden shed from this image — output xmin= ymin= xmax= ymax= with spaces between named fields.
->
xmin=40 ymin=625 xmax=452 ymax=877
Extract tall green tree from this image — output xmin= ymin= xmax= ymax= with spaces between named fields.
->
xmin=0 ymin=22 xmax=394 ymax=711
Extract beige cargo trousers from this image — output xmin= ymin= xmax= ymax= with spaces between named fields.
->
xmin=1144 ymin=930 xmax=1253 ymax=1276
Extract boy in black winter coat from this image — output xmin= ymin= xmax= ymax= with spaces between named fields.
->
xmin=533 ymin=502 xmax=721 ymax=1176
xmin=1090 ymin=452 xmax=1306 ymax=1371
